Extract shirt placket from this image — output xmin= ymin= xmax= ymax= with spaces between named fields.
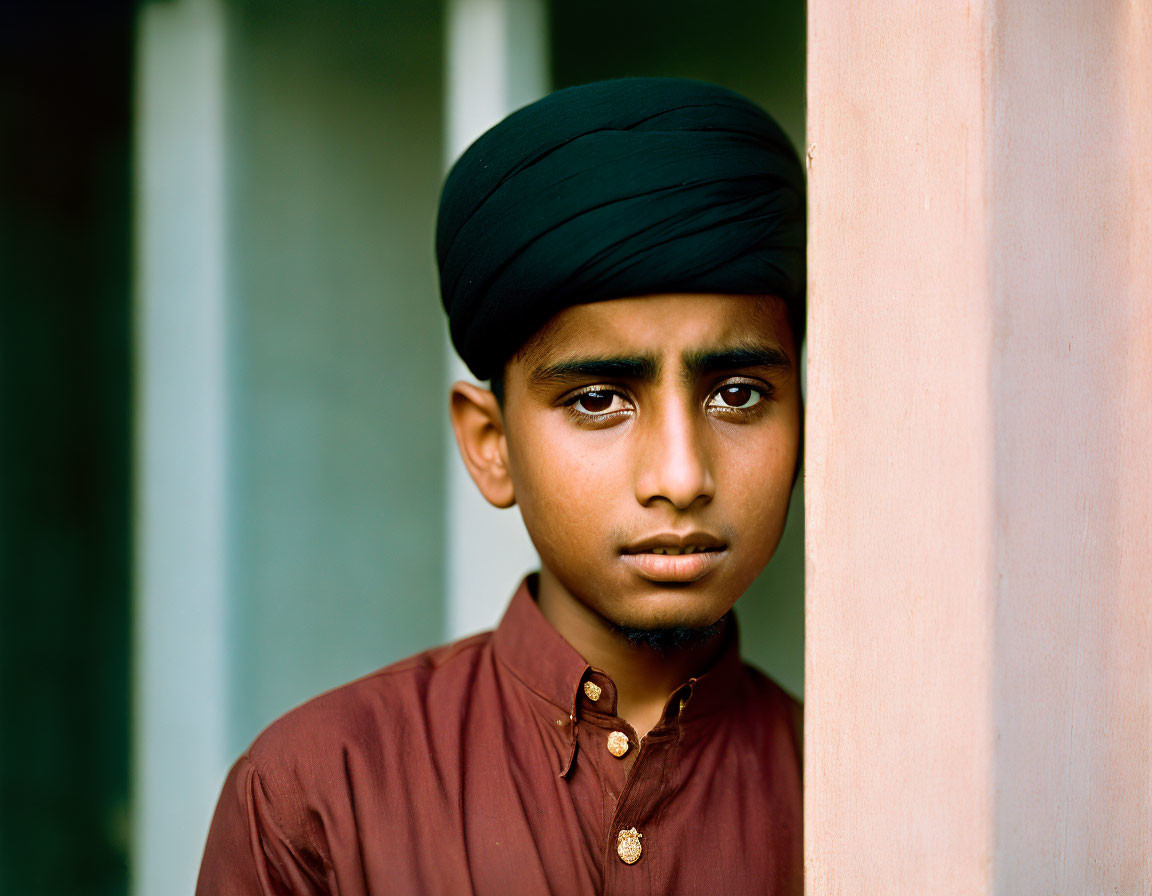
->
xmin=602 ymin=726 xmax=677 ymax=896
xmin=577 ymin=672 xmax=689 ymax=896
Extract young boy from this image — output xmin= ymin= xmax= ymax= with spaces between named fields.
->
xmin=198 ymin=77 xmax=805 ymax=895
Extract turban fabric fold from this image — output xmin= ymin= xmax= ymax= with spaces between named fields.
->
xmin=436 ymin=77 xmax=806 ymax=381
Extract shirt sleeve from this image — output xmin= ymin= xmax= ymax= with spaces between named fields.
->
xmin=196 ymin=755 xmax=329 ymax=895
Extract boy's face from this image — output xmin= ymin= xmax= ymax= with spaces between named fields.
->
xmin=498 ymin=293 xmax=800 ymax=635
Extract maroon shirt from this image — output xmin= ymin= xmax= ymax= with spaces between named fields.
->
xmin=197 ymin=577 xmax=803 ymax=895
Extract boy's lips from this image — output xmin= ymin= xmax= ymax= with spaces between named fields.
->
xmin=620 ymin=532 xmax=727 ymax=582
xmin=619 ymin=548 xmax=726 ymax=582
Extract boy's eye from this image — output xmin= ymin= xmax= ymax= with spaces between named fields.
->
xmin=708 ymin=384 xmax=763 ymax=410
xmin=572 ymin=390 xmax=624 ymax=414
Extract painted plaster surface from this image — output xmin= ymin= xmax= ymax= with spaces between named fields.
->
xmin=807 ymin=1 xmax=1150 ymax=892
xmin=989 ymin=2 xmax=1152 ymax=891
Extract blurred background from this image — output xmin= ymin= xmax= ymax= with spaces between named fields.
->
xmin=0 ymin=0 xmax=804 ymax=892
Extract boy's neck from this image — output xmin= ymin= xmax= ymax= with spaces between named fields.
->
xmin=534 ymin=568 xmax=729 ymax=741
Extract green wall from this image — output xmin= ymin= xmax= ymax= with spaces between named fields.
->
xmin=225 ymin=0 xmax=449 ymax=752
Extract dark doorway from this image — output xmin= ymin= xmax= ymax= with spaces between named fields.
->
xmin=0 ymin=3 xmax=134 ymax=893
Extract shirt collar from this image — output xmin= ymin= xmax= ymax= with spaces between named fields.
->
xmin=492 ymin=574 xmax=591 ymax=719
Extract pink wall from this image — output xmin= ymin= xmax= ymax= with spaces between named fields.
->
xmin=806 ymin=1 xmax=1151 ymax=891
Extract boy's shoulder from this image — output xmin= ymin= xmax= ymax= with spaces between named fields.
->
xmin=199 ymin=632 xmax=502 ymax=888
xmin=245 ymin=629 xmax=494 ymax=775
xmin=739 ymin=661 xmax=804 ymax=765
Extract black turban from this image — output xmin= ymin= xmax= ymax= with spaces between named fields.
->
xmin=436 ymin=77 xmax=806 ymax=381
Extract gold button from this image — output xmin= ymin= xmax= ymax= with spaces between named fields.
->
xmin=606 ymin=731 xmax=630 ymax=757
xmin=616 ymin=827 xmax=642 ymax=864
xmin=583 ymin=681 xmax=602 ymax=702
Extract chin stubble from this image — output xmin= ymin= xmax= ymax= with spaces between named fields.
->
xmin=612 ymin=619 xmax=725 ymax=652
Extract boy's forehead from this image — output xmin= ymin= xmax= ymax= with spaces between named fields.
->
xmin=515 ymin=293 xmax=793 ymax=371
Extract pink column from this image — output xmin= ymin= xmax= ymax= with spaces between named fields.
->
xmin=806 ymin=2 xmax=1152 ymax=892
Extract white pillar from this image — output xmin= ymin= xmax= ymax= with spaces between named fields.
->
xmin=443 ymin=0 xmax=548 ymax=638
xmin=132 ymin=1 xmax=229 ymax=893
xmin=807 ymin=2 xmax=1152 ymax=892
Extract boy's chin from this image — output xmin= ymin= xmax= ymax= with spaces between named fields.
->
xmin=611 ymin=617 xmax=727 ymax=652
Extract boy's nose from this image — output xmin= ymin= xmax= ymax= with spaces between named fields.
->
xmin=633 ymin=402 xmax=716 ymax=511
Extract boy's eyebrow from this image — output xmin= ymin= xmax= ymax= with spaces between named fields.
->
xmin=527 ymin=344 xmax=790 ymax=388
xmin=682 ymin=344 xmax=792 ymax=381
xmin=528 ymin=354 xmax=661 ymax=385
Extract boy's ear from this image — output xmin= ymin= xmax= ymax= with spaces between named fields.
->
xmin=449 ymin=381 xmax=516 ymax=509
